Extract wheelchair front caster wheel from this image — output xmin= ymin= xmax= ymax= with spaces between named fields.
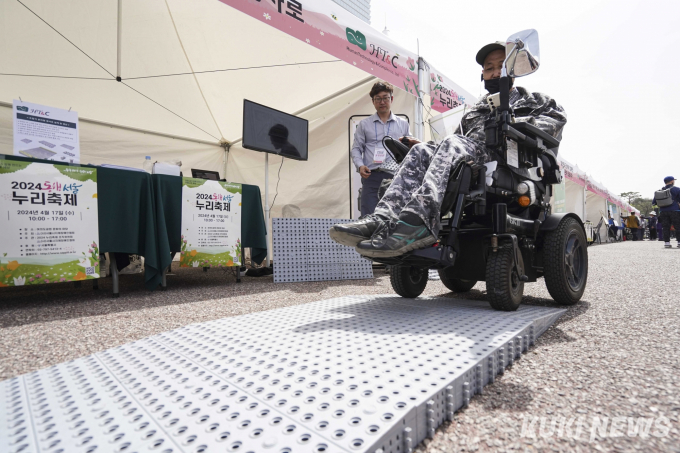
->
xmin=485 ymin=245 xmax=524 ymax=311
xmin=390 ymin=265 xmax=428 ymax=298
xmin=438 ymin=268 xmax=477 ymax=293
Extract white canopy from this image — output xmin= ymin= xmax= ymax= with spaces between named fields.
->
xmin=0 ymin=0 xmax=374 ymax=144
xmin=0 ymin=0 xmax=457 ymax=221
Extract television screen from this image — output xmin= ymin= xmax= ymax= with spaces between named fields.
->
xmin=242 ymin=100 xmax=308 ymax=161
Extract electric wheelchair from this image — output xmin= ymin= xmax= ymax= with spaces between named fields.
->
xmin=372 ymin=30 xmax=588 ymax=311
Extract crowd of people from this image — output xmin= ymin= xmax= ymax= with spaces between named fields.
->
xmin=607 ymin=176 xmax=680 ymax=247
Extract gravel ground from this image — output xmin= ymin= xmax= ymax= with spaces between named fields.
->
xmin=1 ymin=241 xmax=679 ymax=452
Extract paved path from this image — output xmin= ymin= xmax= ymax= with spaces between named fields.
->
xmin=0 ymin=241 xmax=678 ymax=451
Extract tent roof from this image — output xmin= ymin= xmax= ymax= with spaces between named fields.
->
xmin=0 ymin=0 xmax=371 ymax=143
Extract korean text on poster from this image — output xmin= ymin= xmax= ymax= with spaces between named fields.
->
xmin=0 ymin=161 xmax=99 ymax=288
xmin=180 ymin=178 xmax=242 ymax=268
xmin=13 ymin=100 xmax=81 ymax=164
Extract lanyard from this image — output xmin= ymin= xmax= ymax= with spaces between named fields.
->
xmin=374 ymin=119 xmax=391 ymax=146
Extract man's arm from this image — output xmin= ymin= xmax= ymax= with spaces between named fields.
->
xmin=516 ymin=93 xmax=567 ymax=139
xmin=673 ymin=187 xmax=680 ymax=205
xmin=350 ymin=121 xmax=367 ymax=171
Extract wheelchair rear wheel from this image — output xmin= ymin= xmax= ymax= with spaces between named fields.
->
xmin=390 ymin=266 xmax=428 ymax=298
xmin=543 ymin=217 xmax=588 ymax=305
xmin=438 ymin=268 xmax=477 ymax=292
xmin=485 ymin=245 xmax=524 ymax=311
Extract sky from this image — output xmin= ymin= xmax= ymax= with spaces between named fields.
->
xmin=367 ymin=0 xmax=679 ymax=199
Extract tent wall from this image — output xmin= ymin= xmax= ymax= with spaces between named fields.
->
xmin=0 ymin=104 xmax=225 ymax=173
xmin=565 ymin=181 xmax=585 ymax=220
xmin=585 ymin=191 xmax=607 ymax=239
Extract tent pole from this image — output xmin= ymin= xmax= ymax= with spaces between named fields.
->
xmin=415 ymin=57 xmax=425 ymax=140
xmin=223 ymin=143 xmax=230 ymax=180
xmin=264 ymin=153 xmax=270 ymax=267
xmin=583 ymin=185 xmax=587 ymax=221
xmin=116 ymin=0 xmax=122 ymax=81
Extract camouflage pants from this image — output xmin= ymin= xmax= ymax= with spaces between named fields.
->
xmin=374 ymin=135 xmax=488 ymax=236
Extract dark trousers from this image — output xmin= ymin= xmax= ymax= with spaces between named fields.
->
xmin=650 ymin=227 xmax=657 ymax=240
xmin=659 ymin=211 xmax=680 ymax=242
xmin=360 ymin=170 xmax=393 ymax=216
xmin=630 ymin=228 xmax=638 ymax=240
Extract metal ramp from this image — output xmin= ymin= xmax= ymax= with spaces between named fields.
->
xmin=0 ymin=296 xmax=565 ymax=453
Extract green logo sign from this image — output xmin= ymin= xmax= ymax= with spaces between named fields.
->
xmin=346 ymin=28 xmax=366 ymax=51
xmin=16 ymin=106 xmax=28 ymax=112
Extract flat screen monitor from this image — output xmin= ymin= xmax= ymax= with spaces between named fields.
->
xmin=242 ymin=99 xmax=308 ymax=161
xmin=191 ymin=169 xmax=221 ymax=181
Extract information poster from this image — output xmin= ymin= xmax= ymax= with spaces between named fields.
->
xmin=180 ymin=178 xmax=242 ymax=268
xmin=13 ymin=100 xmax=80 ymax=164
xmin=0 ymin=161 xmax=99 ymax=287
xmin=552 ymin=179 xmax=567 ymax=214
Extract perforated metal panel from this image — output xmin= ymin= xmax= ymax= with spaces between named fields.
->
xmin=0 ymin=296 xmax=564 ymax=453
xmin=273 ymin=219 xmax=373 ymax=283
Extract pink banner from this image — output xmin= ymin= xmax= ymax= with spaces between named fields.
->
xmin=586 ymin=178 xmax=608 ymax=199
xmin=428 ymin=67 xmax=471 ymax=113
xmin=558 ymin=159 xmax=586 ymax=187
xmin=218 ymin=0 xmax=474 ymax=112
xmin=219 ymin=0 xmax=420 ymax=97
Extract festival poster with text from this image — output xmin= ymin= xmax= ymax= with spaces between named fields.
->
xmin=181 ymin=178 xmax=242 ymax=268
xmin=0 ymin=161 xmax=99 ymax=287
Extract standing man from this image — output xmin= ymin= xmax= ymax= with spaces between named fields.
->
xmin=648 ymin=211 xmax=658 ymax=241
xmin=653 ymin=176 xmax=680 ymax=248
xmin=351 ymin=81 xmax=411 ymax=217
xmin=626 ymin=213 xmax=639 ymax=241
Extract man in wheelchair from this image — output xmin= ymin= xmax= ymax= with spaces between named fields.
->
xmin=331 ymin=40 xmax=566 ymax=257
xmin=330 ymin=31 xmax=587 ymax=309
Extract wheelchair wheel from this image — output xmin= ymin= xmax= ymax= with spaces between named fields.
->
xmin=390 ymin=266 xmax=428 ymax=298
xmin=543 ymin=217 xmax=588 ymax=305
xmin=485 ymin=245 xmax=524 ymax=311
xmin=438 ymin=268 xmax=477 ymax=292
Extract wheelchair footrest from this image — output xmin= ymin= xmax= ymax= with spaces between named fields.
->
xmin=367 ymin=245 xmax=457 ymax=269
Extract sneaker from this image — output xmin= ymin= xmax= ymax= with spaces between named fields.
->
xmin=329 ymin=215 xmax=385 ymax=247
xmin=355 ymin=220 xmax=436 ymax=258
xmin=665 ymin=243 xmax=672 ymax=249
xmin=677 ymin=243 xmax=680 ymax=248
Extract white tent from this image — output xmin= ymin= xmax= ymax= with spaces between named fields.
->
xmin=0 ymin=0 xmax=468 ymax=221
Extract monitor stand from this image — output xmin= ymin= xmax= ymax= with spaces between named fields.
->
xmin=264 ymin=153 xmax=271 ymax=267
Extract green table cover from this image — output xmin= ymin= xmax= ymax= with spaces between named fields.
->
xmin=98 ymin=168 xmax=172 ymax=290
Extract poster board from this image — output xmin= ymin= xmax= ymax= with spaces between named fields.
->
xmin=552 ymin=178 xmax=567 ymax=214
xmin=0 ymin=160 xmax=99 ymax=287
xmin=13 ymin=100 xmax=80 ymax=164
xmin=180 ymin=178 xmax=242 ymax=268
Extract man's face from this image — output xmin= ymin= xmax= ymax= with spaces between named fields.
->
xmin=482 ymin=49 xmax=506 ymax=81
xmin=372 ymin=90 xmax=393 ymax=114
